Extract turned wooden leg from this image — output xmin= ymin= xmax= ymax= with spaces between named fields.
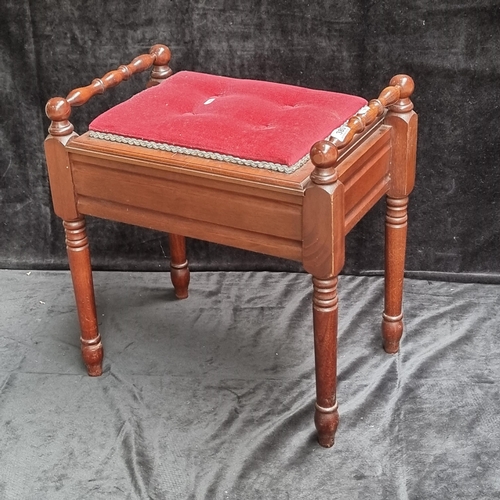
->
xmin=381 ymin=75 xmax=417 ymax=354
xmin=312 ymin=276 xmax=340 ymax=448
xmin=382 ymin=196 xmax=408 ymax=353
xmin=64 ymin=218 xmax=103 ymax=376
xmin=169 ymin=234 xmax=190 ymax=299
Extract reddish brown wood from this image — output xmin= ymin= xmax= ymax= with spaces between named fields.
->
xmin=70 ymin=160 xmax=302 ymax=255
xmin=312 ymin=276 xmax=340 ymax=447
xmin=338 ymin=126 xmax=391 ymax=233
xmin=65 ymin=56 xmax=154 ymax=108
xmin=303 ymin=141 xmax=345 ymax=447
xmin=147 ymin=44 xmax=173 ymax=87
xmin=383 ymin=197 xmax=408 ymax=353
xmin=382 ymin=75 xmax=418 ymax=353
xmin=169 ymin=233 xmax=190 ymax=299
xmin=64 ymin=218 xmax=103 ymax=376
xmin=46 ymin=98 xmax=74 ymax=136
xmin=44 ymin=133 xmax=79 ymax=219
xmin=302 ymin=140 xmax=345 ymax=279
xmin=43 ymin=48 xmax=418 ymax=448
xmin=326 ymin=79 xmax=403 ymax=152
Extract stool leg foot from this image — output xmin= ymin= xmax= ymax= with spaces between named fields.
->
xmin=312 ymin=276 xmax=340 ymax=448
xmin=382 ymin=196 xmax=408 ymax=354
xmin=169 ymin=234 xmax=190 ymax=299
xmin=64 ymin=218 xmax=103 ymax=376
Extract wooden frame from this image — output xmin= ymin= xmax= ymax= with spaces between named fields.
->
xmin=44 ymin=44 xmax=417 ymax=448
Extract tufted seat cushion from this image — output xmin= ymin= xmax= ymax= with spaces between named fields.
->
xmin=89 ymin=71 xmax=367 ymax=173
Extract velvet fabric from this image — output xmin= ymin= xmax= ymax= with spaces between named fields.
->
xmin=0 ymin=1 xmax=499 ymax=275
xmin=1 ymin=270 xmax=499 ymax=498
xmin=90 ymin=70 xmax=366 ymax=168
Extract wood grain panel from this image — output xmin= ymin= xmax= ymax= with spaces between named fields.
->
xmin=344 ymin=179 xmax=388 ymax=234
xmin=77 ymin=196 xmax=302 ymax=261
xmin=72 ymin=162 xmax=302 ymax=241
xmin=343 ymin=142 xmax=390 ymax=213
xmin=68 ymin=151 xmax=304 ymax=205
xmin=336 ymin=126 xmax=391 ymax=233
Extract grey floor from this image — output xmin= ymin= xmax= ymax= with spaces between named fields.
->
xmin=1 ymin=270 xmax=499 ymax=499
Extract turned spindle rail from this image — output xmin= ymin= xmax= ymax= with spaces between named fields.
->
xmin=312 ymin=74 xmax=414 ymax=161
xmin=46 ymin=44 xmax=172 ymax=136
xmin=43 ymin=44 xmax=417 ymax=448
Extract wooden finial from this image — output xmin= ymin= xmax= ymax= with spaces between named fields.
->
xmin=390 ymin=74 xmax=414 ymax=98
xmin=46 ymin=97 xmax=74 ymax=136
xmin=310 ymin=140 xmax=339 ymax=185
xmin=389 ymin=74 xmax=414 ymax=113
xmin=150 ymin=44 xmax=171 ymax=65
xmin=149 ymin=44 xmax=173 ymax=86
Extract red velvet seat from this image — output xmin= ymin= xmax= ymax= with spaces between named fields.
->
xmin=89 ymin=71 xmax=367 ymax=172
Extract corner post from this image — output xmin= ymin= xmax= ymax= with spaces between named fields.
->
xmin=303 ymin=140 xmax=345 ymax=447
xmin=44 ymin=98 xmax=103 ymax=376
xmin=382 ymin=75 xmax=418 ymax=353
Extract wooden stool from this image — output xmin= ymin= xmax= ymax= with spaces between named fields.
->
xmin=44 ymin=44 xmax=417 ymax=448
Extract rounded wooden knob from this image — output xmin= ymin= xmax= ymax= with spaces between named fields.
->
xmin=389 ymin=74 xmax=414 ymax=99
xmin=45 ymin=97 xmax=71 ymax=121
xmin=310 ymin=140 xmax=338 ymax=168
xmin=150 ymin=44 xmax=171 ymax=65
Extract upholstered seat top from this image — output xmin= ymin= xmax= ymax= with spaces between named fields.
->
xmin=89 ymin=71 xmax=367 ymax=173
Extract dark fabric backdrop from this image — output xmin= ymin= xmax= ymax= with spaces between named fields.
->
xmin=1 ymin=1 xmax=499 ymax=276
